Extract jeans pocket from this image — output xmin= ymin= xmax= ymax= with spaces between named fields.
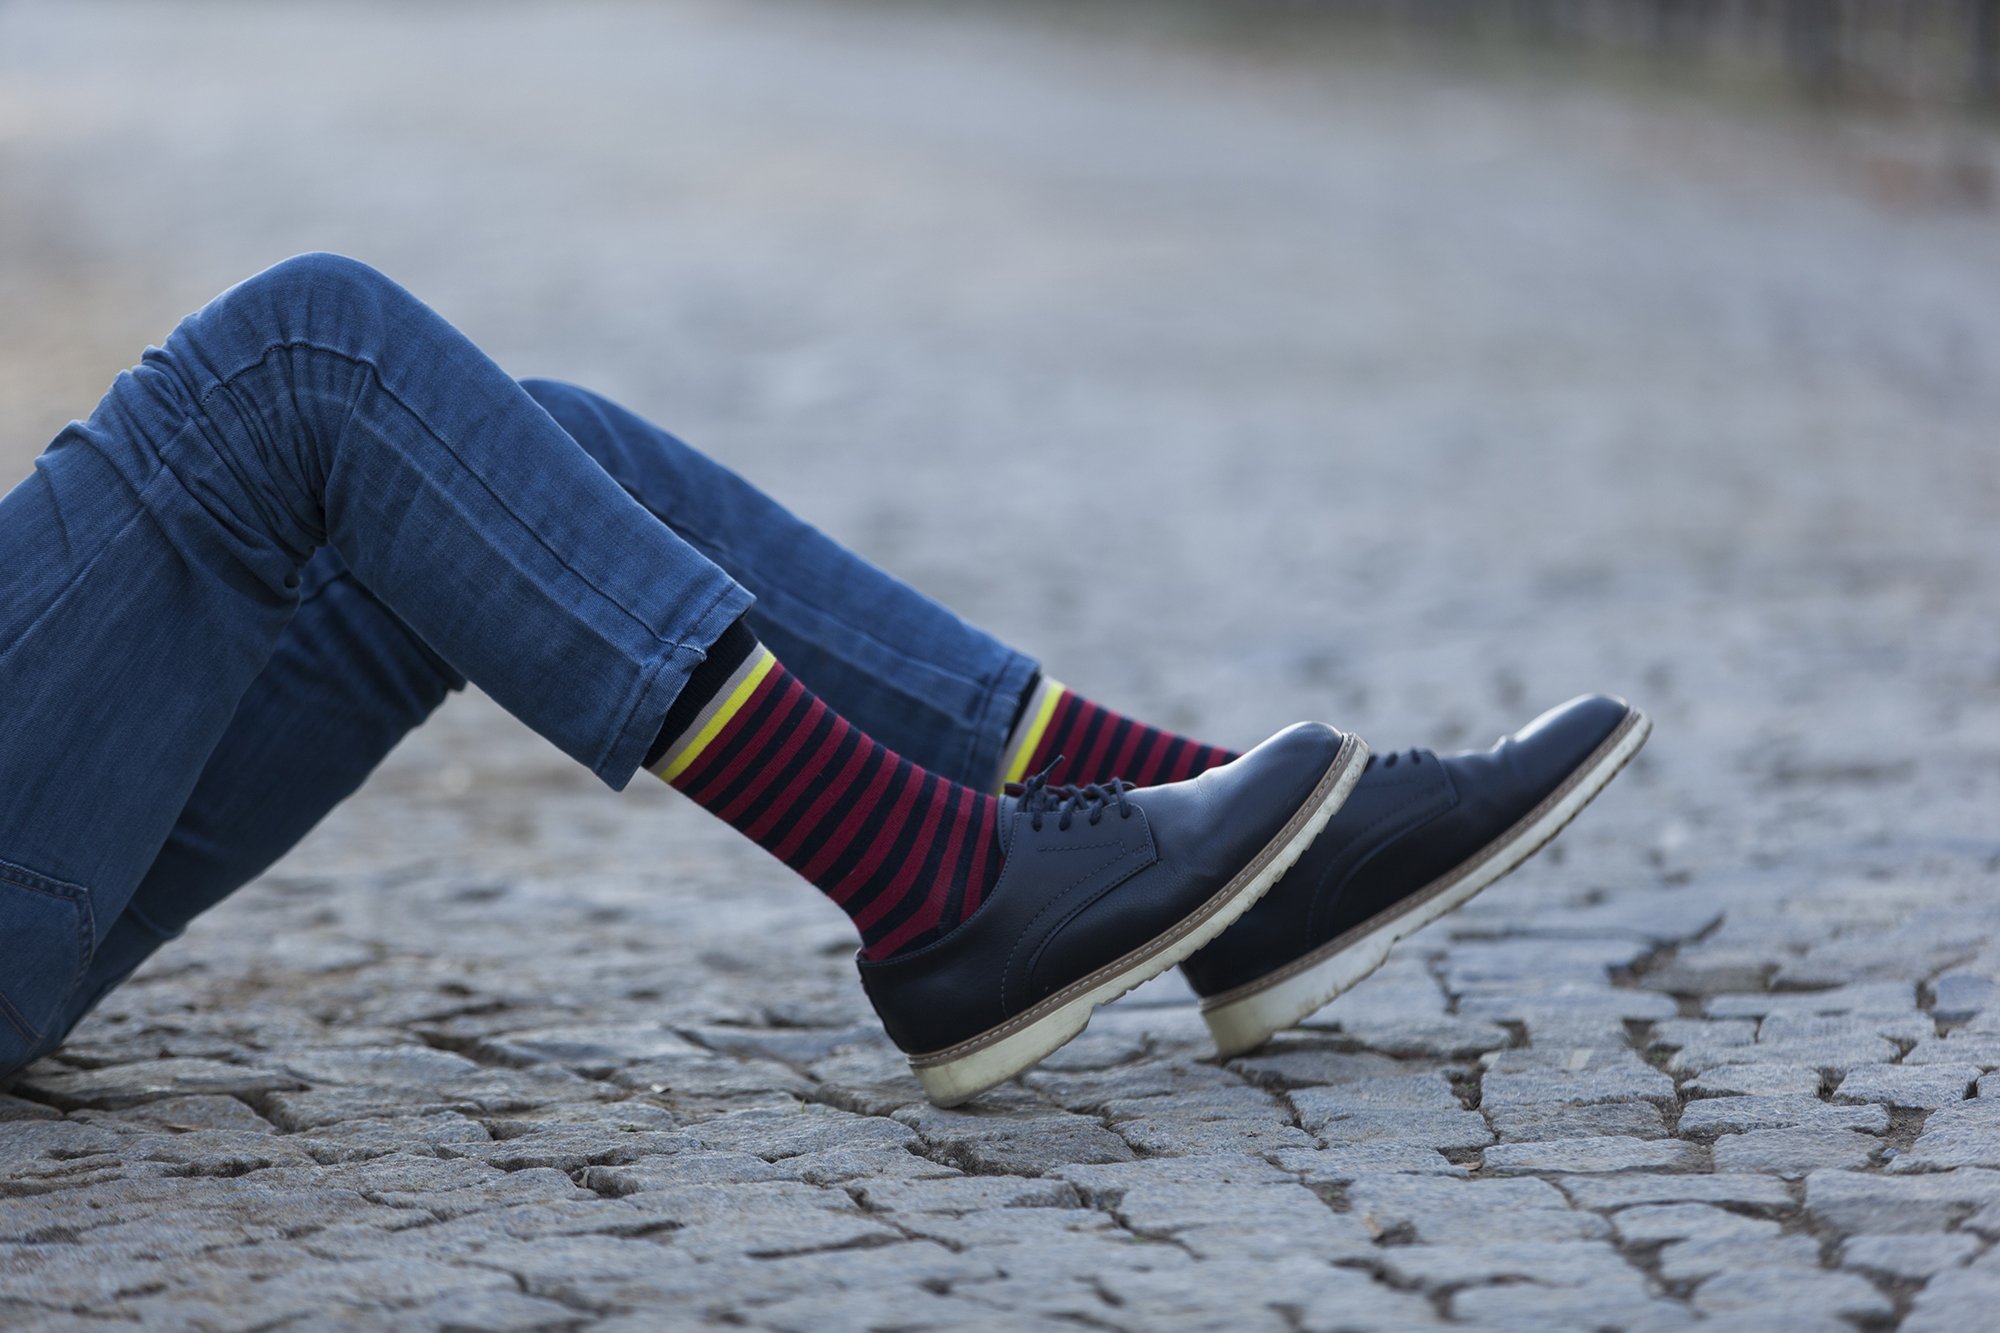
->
xmin=0 ymin=858 xmax=95 ymax=1072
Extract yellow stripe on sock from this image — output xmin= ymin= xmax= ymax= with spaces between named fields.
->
xmin=654 ymin=649 xmax=778 ymax=783
xmin=1000 ymin=677 xmax=1067 ymax=788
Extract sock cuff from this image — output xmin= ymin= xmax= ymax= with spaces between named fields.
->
xmin=646 ymin=618 xmax=765 ymax=775
xmin=995 ymin=675 xmax=1066 ymax=789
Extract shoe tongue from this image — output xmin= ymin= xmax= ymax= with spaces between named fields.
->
xmin=996 ymin=794 xmax=1020 ymax=857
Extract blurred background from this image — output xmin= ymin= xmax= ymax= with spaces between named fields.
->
xmin=1 ymin=0 xmax=1996 ymax=907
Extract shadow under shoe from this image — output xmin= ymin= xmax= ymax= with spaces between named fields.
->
xmin=1183 ymin=694 xmax=1651 ymax=1057
xmin=858 ymin=722 xmax=1368 ymax=1106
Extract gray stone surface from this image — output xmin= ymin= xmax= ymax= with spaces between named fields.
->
xmin=1482 ymin=1135 xmax=1702 ymax=1176
xmin=4 ymin=0 xmax=1998 ymax=1327
xmin=1842 ymin=1232 xmax=1980 ymax=1281
xmin=1713 ymin=1127 xmax=1882 ymax=1178
xmin=1835 ymin=1063 xmax=1981 ymax=1110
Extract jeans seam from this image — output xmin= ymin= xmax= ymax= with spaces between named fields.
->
xmin=0 ymin=860 xmax=95 ymax=1043
xmin=187 ymin=339 xmax=683 ymax=650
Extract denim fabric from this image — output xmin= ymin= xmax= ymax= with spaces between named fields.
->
xmin=0 ymin=258 xmax=1037 ymax=1074
xmin=0 ymin=253 xmax=753 ymax=1072
xmin=519 ymin=379 xmax=1038 ymax=788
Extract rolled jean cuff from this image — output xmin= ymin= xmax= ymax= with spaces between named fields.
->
xmin=958 ymin=646 xmax=1041 ymax=792
xmin=599 ymin=580 xmax=757 ymax=790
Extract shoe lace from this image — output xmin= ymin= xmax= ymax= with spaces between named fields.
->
xmin=1011 ymin=758 xmax=1136 ymax=833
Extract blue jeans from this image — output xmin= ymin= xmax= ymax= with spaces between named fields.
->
xmin=0 ymin=254 xmax=1037 ymax=1076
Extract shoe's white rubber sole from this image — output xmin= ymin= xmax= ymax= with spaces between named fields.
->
xmin=1201 ymin=709 xmax=1652 ymax=1059
xmin=910 ymin=734 xmax=1371 ymax=1108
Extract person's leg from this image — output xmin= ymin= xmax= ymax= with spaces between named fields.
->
xmin=0 ymin=252 xmax=751 ymax=1070
xmin=63 ymin=377 xmax=1048 ymax=1029
xmin=519 ymin=378 xmax=1037 ymax=791
xmin=53 ymin=548 xmax=467 ymax=1038
xmin=2 ymin=254 xmax=1363 ymax=1102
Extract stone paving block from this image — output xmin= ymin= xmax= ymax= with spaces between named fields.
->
xmin=583 ymin=1151 xmax=787 ymax=1194
xmin=1057 ymin=1153 xmax=1293 ymax=1203
xmin=1904 ymin=1265 xmax=2000 ymax=1333
xmin=1270 ymin=1143 xmax=1470 ymax=1183
xmin=1316 ymin=1014 xmax=1513 ymax=1060
xmin=1115 ymin=1116 xmax=1319 ymax=1158
xmin=1653 ymin=1016 xmax=1758 ymax=1050
xmin=1487 ymin=1100 xmax=1667 ymax=1142
xmin=1840 ymin=1231 xmax=1979 ymax=1280
xmin=1483 ymin=1135 xmax=1700 ymax=1175
xmin=1097 ymin=1083 xmax=1292 ymax=1126
xmin=769 ymin=1142 xmax=964 ymax=1186
xmin=1713 ymin=1128 xmax=1880 ymax=1177
xmin=470 ymin=1022 xmax=707 ymax=1073
xmin=257 ymin=1088 xmax=460 ymax=1131
xmin=455 ymin=1233 xmax=700 ymax=1310
xmin=1462 ymin=986 xmax=1678 ymax=1027
xmin=399 ymin=1286 xmax=590 ymax=1331
xmin=11 ymin=1059 xmax=305 ymax=1110
xmin=1761 ymin=1011 xmax=1933 ymax=1045
xmin=1888 ymin=1096 xmax=2000 ymax=1171
xmin=1805 ymin=1167 xmax=2000 ymax=1233
xmin=1224 ymin=1045 xmax=1411 ymax=1089
xmin=1303 ymin=1106 xmax=1494 ymax=1151
xmin=1608 ymin=1203 xmax=1781 ymax=1244
xmin=133 ymin=1127 xmax=320 ymax=1176
xmin=1906 ymin=1033 xmax=2000 ymax=1068
xmin=278 ymin=1044 xmax=488 ymax=1087
xmin=1286 ymin=1069 xmax=1463 ymax=1112
xmin=1658 ymin=1232 xmax=1822 ymax=1281
xmin=0 ymin=1120 xmax=128 ymax=1170
xmin=293 ymin=1111 xmax=495 ymax=1165
xmin=1371 ymin=1240 xmax=1637 ymax=1292
xmin=893 ymin=1205 xmax=1118 ymax=1250
xmin=678 ymin=1105 xmax=916 ymax=1161
xmin=850 ymin=1175 xmax=1078 ymax=1214
xmin=1556 ymin=1172 xmax=1794 ymax=1210
xmin=1347 ymin=1175 xmax=1603 ymax=1243
xmin=894 ymin=1104 xmax=1134 ymax=1174
xmin=750 ymin=1287 xmax=1045 ymax=1333
xmin=1025 ymin=1058 xmax=1243 ymax=1112
xmin=613 ymin=1185 xmax=900 ymax=1261
xmin=1113 ymin=1182 xmax=1377 ymax=1261
xmin=1096 ymin=1256 xmax=1441 ymax=1331
xmin=89 ymin=1094 xmax=276 ymax=1134
xmin=1447 ymin=1281 xmax=1690 ymax=1330
xmin=1678 ymin=1095 xmax=1888 ymax=1137
xmin=614 ymin=1048 xmax=816 ymax=1101
xmin=1692 ymin=1265 xmax=1894 ymax=1322
xmin=1930 ymin=971 xmax=2000 ymax=1023
xmin=1705 ymin=981 xmax=1917 ymax=1019
xmin=1480 ymin=1049 xmax=1677 ymax=1109
xmin=1833 ymin=1062 xmax=1979 ymax=1109
xmin=1685 ymin=1064 xmax=1825 ymax=1098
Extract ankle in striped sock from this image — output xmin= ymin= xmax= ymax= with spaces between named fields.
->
xmin=996 ymin=676 xmax=1239 ymax=792
xmin=651 ymin=624 xmax=1004 ymax=960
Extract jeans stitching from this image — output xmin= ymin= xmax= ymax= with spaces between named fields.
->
xmin=0 ymin=860 xmax=94 ymax=1045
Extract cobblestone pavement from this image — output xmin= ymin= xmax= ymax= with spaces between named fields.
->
xmin=4 ymin=1 xmax=2000 ymax=1328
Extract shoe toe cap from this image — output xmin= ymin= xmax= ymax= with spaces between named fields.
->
xmin=1510 ymin=694 xmax=1635 ymax=774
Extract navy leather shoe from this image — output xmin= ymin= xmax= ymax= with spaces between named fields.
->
xmin=859 ymin=722 xmax=1368 ymax=1106
xmin=1184 ymin=695 xmax=1649 ymax=1056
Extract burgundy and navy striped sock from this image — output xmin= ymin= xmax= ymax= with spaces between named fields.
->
xmin=649 ymin=622 xmax=1003 ymax=960
xmin=997 ymin=676 xmax=1239 ymax=792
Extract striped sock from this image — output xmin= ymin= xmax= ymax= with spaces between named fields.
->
xmin=996 ymin=676 xmax=1239 ymax=792
xmin=650 ymin=622 xmax=1004 ymax=960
